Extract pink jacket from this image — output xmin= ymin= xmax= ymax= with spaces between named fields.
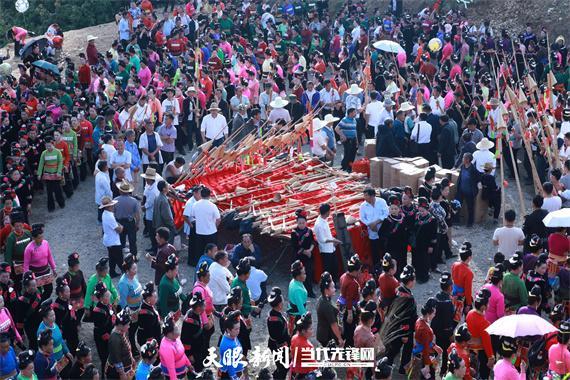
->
xmin=548 ymin=343 xmax=570 ymax=375
xmin=482 ymin=283 xmax=505 ymax=323
xmin=493 ymin=358 xmax=526 ymax=380
xmin=23 ymin=240 xmax=56 ymax=272
xmin=0 ymin=308 xmax=21 ymax=342
xmin=159 ymin=337 xmax=191 ymax=380
xmin=192 ymin=282 xmax=213 ymax=325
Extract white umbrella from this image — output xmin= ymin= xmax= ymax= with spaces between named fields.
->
xmin=373 ymin=40 xmax=404 ymax=54
xmin=542 ymin=208 xmax=570 ymax=228
xmin=486 ymin=314 xmax=558 ymax=338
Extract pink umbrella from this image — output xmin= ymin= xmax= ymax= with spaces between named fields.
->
xmin=486 ymin=314 xmax=558 ymax=338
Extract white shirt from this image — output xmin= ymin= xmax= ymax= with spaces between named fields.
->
xmin=558 ymin=121 xmax=570 ymax=140
xmin=95 ymin=171 xmax=112 ymax=205
xmin=138 ymin=132 xmax=164 ymax=164
xmin=246 ymin=267 xmax=268 ymax=302
xmin=365 ymin=101 xmax=384 ymax=128
xmin=161 ymin=98 xmax=181 ymax=125
xmin=560 ymin=145 xmax=570 ymax=161
xmin=359 ymin=197 xmax=389 ymax=240
xmin=102 ymin=210 xmax=121 ymax=247
xmin=542 ymin=196 xmax=562 ymax=213
xmin=143 ymin=180 xmax=160 ymax=221
xmin=268 ymin=108 xmax=291 ymax=123
xmin=311 ymin=130 xmax=328 ymax=157
xmin=200 ymin=114 xmax=228 ymax=140
xmin=314 ymin=215 xmax=334 ymax=253
xmin=183 ymin=196 xmax=197 ymax=235
xmin=109 ymin=150 xmax=133 ymax=181
xmin=319 ymin=88 xmax=340 ymax=109
xmin=133 ymin=102 xmax=152 ymax=125
xmin=429 ymin=96 xmax=445 ymax=115
xmin=102 ymin=143 xmax=116 ymax=161
xmin=191 ymin=199 xmax=220 ymax=235
xmin=487 ymin=107 xmax=502 ymax=138
xmin=377 ymin=109 xmax=394 ymax=133
xmin=410 ymin=120 xmax=432 ymax=144
xmin=473 ymin=149 xmax=496 ymax=174
xmin=259 ymin=92 xmax=277 ymax=120
xmin=492 ymin=226 xmax=524 ymax=257
xmin=209 ymin=261 xmax=233 ymax=306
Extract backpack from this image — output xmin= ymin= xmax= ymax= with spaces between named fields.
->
xmin=528 ymin=332 xmax=557 ymax=368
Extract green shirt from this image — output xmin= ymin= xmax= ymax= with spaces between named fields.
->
xmin=158 ymin=275 xmax=186 ymax=318
xmin=84 ymin=273 xmax=119 ymax=309
xmin=17 ymin=374 xmax=38 ymax=380
xmin=4 ymin=230 xmax=32 ymax=264
xmin=502 ymin=272 xmax=528 ymax=310
xmin=59 ymin=93 xmax=73 ymax=111
xmin=219 ymin=17 xmax=233 ymax=32
xmin=231 ymin=277 xmax=252 ymax=317
xmin=287 ymin=279 xmax=307 ymax=316
xmin=443 ymin=374 xmax=461 ymax=380
xmin=37 ymin=148 xmax=63 ymax=177
xmin=116 ymin=70 xmax=130 ymax=90
xmin=128 ymin=54 xmax=141 ymax=74
xmin=62 ymin=130 xmax=78 ymax=159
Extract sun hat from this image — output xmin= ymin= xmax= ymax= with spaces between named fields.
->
xmin=345 ymin=83 xmax=363 ymax=95
xmin=398 ymin=101 xmax=414 ymax=112
xmin=269 ymin=96 xmax=289 ymax=108
xmin=312 ymin=118 xmax=324 ymax=131
xmin=86 ymin=35 xmax=98 ymax=42
xmin=208 ymin=102 xmax=221 ymax=111
xmin=118 ymin=180 xmax=135 ymax=193
xmin=99 ymin=196 xmax=118 ymax=209
xmin=140 ymin=167 xmax=158 ymax=180
xmin=323 ymin=114 xmax=340 ymax=124
xmin=476 ymin=137 xmax=495 ymax=150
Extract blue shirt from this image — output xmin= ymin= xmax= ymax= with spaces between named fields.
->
xmin=323 ymin=126 xmax=336 ymax=150
xmin=459 ymin=166 xmax=473 ymax=195
xmin=147 ymin=133 xmax=157 ymax=154
xmin=34 ymin=351 xmax=57 ymax=380
xmin=220 ymin=335 xmax=244 ymax=377
xmin=338 ymin=116 xmax=357 ymax=139
xmin=135 ymin=361 xmax=151 ymax=380
xmin=118 ymin=274 xmax=143 ymax=310
xmin=163 ymin=19 xmax=175 ymax=37
xmin=0 ymin=347 xmax=17 ymax=376
xmin=194 ymin=255 xmax=215 ymax=282
xmin=125 ymin=140 xmax=141 ymax=171
xmin=37 ymin=323 xmax=69 ymax=361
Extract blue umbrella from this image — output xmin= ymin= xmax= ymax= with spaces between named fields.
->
xmin=32 ymin=60 xmax=60 ymax=76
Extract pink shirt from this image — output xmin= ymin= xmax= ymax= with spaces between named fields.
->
xmin=12 ymin=27 xmax=27 ymax=43
xmin=138 ymin=67 xmax=152 ymax=87
xmin=0 ymin=308 xmax=21 ymax=342
xmin=482 ymin=283 xmax=505 ymax=323
xmin=397 ymin=51 xmax=407 ymax=67
xmin=441 ymin=42 xmax=453 ymax=62
xmin=493 ymin=358 xmax=526 ymax=380
xmin=23 ymin=240 xmax=56 ymax=272
xmin=548 ymin=343 xmax=570 ymax=374
xmin=159 ymin=337 xmax=191 ymax=380
xmin=192 ymin=282 xmax=213 ymax=325
xmin=450 ymin=64 xmax=462 ymax=80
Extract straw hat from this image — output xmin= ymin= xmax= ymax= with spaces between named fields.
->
xmin=483 ymin=162 xmax=494 ymax=171
xmin=398 ymin=102 xmax=415 ymax=112
xmin=489 ymin=98 xmax=500 ymax=106
xmin=269 ymin=96 xmax=289 ymax=109
xmin=140 ymin=167 xmax=158 ymax=180
xmin=476 ymin=138 xmax=495 ymax=150
xmin=323 ymin=114 xmax=340 ymax=125
xmin=186 ymin=86 xmax=197 ymax=95
xmin=98 ymin=196 xmax=118 ymax=209
xmin=118 ymin=180 xmax=135 ymax=193
xmin=312 ymin=118 xmax=325 ymax=131
xmin=87 ymin=35 xmax=98 ymax=42
xmin=345 ymin=84 xmax=363 ymax=95
xmin=208 ymin=103 xmax=221 ymax=112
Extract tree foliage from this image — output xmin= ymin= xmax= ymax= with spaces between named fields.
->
xmin=0 ymin=0 xmax=125 ymax=46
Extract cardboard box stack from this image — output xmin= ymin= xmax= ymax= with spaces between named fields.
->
xmin=364 ymin=139 xmax=376 ymax=159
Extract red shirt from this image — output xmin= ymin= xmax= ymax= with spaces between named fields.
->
xmin=78 ymin=64 xmax=91 ymax=86
xmin=86 ymin=43 xmax=99 ymax=66
xmin=200 ymin=76 xmax=214 ymax=101
xmin=548 ymin=233 xmax=569 ymax=259
xmin=79 ymin=120 xmax=94 ymax=149
xmin=290 ymin=334 xmax=317 ymax=374
xmin=451 ymin=261 xmax=474 ymax=305
xmin=448 ymin=342 xmax=472 ymax=380
xmin=378 ymin=273 xmax=398 ymax=302
xmin=466 ymin=310 xmax=493 ymax=357
xmin=54 ymin=141 xmax=70 ymax=168
xmin=415 ymin=318 xmax=435 ymax=365
xmin=166 ymin=37 xmax=188 ymax=56
xmin=339 ymin=272 xmax=360 ymax=307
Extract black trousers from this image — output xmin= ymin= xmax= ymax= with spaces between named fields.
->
xmin=94 ymin=333 xmax=109 ymax=375
xmin=107 ymin=245 xmax=123 ymax=275
xmin=435 ymin=333 xmax=452 ymax=375
xmin=366 ymin=125 xmax=376 ymax=139
xmin=208 ymin=137 xmax=225 ymax=148
xmin=174 ymin=124 xmax=186 ymax=153
xmin=117 ymin=218 xmax=138 ymax=257
xmin=194 ymin=232 xmax=217 ymax=260
xmin=145 ymin=219 xmax=157 ymax=252
xmin=370 ymin=238 xmax=382 ymax=275
xmin=477 ymin=349 xmax=491 ymax=379
xmin=385 ymin=333 xmax=413 ymax=370
xmin=45 ymin=180 xmax=65 ymax=211
xmin=412 ymin=245 xmax=430 ymax=283
xmin=185 ymin=120 xmax=202 ymax=150
xmin=62 ymin=171 xmax=74 ymax=198
xmin=342 ymin=308 xmax=357 ymax=347
xmin=341 ymin=138 xmax=357 ymax=172
xmin=187 ymin=228 xmax=198 ymax=266
xmin=441 ymin=153 xmax=455 ymax=169
xmin=456 ymin=190 xmax=475 ymax=226
xmin=418 ymin=143 xmax=433 ymax=164
xmin=487 ymin=192 xmax=501 ymax=219
xmin=320 ymin=251 xmax=338 ymax=282
xmin=439 ymin=232 xmax=453 ymax=259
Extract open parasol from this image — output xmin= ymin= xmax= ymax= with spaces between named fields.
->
xmin=486 ymin=314 xmax=558 ymax=338
xmin=372 ymin=40 xmax=404 ymax=54
xmin=32 ymin=60 xmax=60 ymax=76
xmin=20 ymin=37 xmax=49 ymax=60
xmin=542 ymin=208 xmax=570 ymax=228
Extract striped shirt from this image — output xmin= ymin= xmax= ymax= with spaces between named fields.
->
xmin=337 ymin=116 xmax=357 ymax=139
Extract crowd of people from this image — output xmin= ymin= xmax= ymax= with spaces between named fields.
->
xmin=0 ymin=0 xmax=569 ymax=379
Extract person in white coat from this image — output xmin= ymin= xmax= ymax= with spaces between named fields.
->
xmin=138 ymin=120 xmax=164 ymax=173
